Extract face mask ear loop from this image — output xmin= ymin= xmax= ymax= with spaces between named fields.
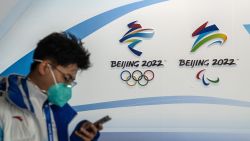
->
xmin=47 ymin=64 xmax=58 ymax=85
xmin=34 ymin=59 xmax=43 ymax=63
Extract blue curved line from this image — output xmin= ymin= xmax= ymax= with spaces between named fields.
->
xmin=128 ymin=40 xmax=143 ymax=56
xmin=208 ymin=40 xmax=222 ymax=47
xmin=192 ymin=25 xmax=219 ymax=48
xmin=128 ymin=39 xmax=142 ymax=48
xmin=192 ymin=31 xmax=213 ymax=47
xmin=198 ymin=24 xmax=219 ymax=36
xmin=72 ymin=96 xmax=250 ymax=112
xmin=67 ymin=0 xmax=167 ymax=39
xmin=120 ymin=33 xmax=154 ymax=42
xmin=1 ymin=52 xmax=34 ymax=76
xmin=244 ymin=24 xmax=250 ymax=34
xmin=202 ymin=75 xmax=209 ymax=86
xmin=1 ymin=0 xmax=168 ymax=76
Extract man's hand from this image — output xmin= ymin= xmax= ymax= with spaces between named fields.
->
xmin=75 ymin=121 xmax=103 ymax=141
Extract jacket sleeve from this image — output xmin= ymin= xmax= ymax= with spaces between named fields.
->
xmin=0 ymin=127 xmax=3 ymax=141
xmin=70 ymin=120 xmax=100 ymax=141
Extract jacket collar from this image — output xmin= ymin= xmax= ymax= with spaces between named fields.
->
xmin=3 ymin=74 xmax=77 ymax=141
xmin=6 ymin=74 xmax=34 ymax=112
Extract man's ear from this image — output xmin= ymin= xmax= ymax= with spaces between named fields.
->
xmin=38 ymin=61 xmax=49 ymax=75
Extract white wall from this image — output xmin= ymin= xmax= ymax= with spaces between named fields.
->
xmin=1 ymin=0 xmax=250 ymax=140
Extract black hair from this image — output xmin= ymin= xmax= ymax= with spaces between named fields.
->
xmin=30 ymin=32 xmax=91 ymax=72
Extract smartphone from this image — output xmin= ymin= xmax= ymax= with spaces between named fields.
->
xmin=94 ymin=115 xmax=111 ymax=125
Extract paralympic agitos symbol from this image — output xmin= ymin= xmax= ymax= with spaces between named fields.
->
xmin=191 ymin=21 xmax=227 ymax=52
xmin=196 ymin=69 xmax=219 ymax=86
xmin=119 ymin=21 xmax=154 ymax=56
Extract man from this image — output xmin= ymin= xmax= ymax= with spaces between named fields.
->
xmin=0 ymin=32 xmax=102 ymax=141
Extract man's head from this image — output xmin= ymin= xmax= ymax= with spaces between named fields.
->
xmin=29 ymin=32 xmax=91 ymax=91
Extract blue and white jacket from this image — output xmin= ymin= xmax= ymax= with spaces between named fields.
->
xmin=0 ymin=74 xmax=99 ymax=141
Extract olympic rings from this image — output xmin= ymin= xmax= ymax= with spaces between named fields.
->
xmin=120 ymin=70 xmax=154 ymax=86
